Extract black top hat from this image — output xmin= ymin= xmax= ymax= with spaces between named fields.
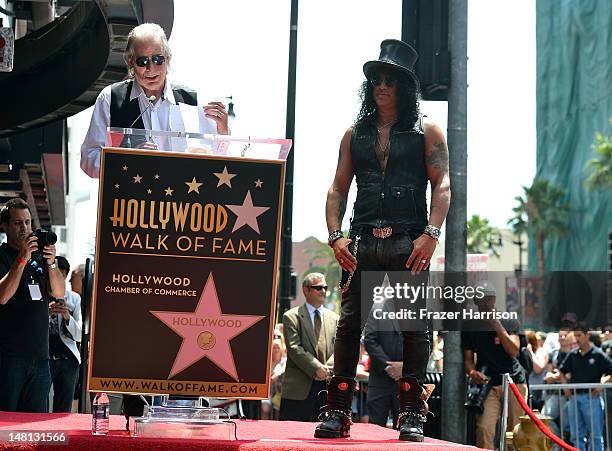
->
xmin=363 ymin=39 xmax=419 ymax=86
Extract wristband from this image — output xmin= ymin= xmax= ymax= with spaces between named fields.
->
xmin=17 ymin=257 xmax=27 ymax=266
xmin=327 ymin=230 xmax=343 ymax=247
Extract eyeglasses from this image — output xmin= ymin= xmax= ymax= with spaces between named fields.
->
xmin=310 ymin=285 xmax=328 ymax=291
xmin=369 ymin=74 xmax=397 ymax=88
xmin=134 ymin=54 xmax=166 ymax=67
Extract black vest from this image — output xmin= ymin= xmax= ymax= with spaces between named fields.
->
xmin=350 ymin=120 xmax=428 ymax=231
xmin=110 ymin=79 xmax=198 ymax=129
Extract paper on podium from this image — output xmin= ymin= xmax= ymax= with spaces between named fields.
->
xmin=169 ymin=104 xmax=217 ymax=152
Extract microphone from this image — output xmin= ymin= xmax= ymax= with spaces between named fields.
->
xmin=129 ymin=95 xmax=157 ymax=128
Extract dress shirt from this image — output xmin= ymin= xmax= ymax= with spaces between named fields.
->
xmin=80 ymin=79 xmax=217 ymax=178
xmin=305 ymin=302 xmax=325 ymax=330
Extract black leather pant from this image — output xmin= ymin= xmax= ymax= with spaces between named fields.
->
xmin=332 ymin=231 xmax=430 ymax=383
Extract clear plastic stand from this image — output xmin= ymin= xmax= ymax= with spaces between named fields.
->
xmin=130 ymin=396 xmax=235 ymax=439
xmin=106 ymin=127 xmax=292 ymax=161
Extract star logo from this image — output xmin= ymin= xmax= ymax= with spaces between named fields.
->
xmin=254 ymin=179 xmax=263 ymax=188
xmin=122 ymin=165 xmax=128 ymax=171
xmin=165 ymin=187 xmax=174 ymax=196
xmin=154 ymin=174 xmax=160 ymax=180
xmin=150 ymin=274 xmax=264 ymax=380
xmin=185 ymin=177 xmax=203 ymax=194
xmin=133 ymin=174 xmax=143 ymax=183
xmin=147 ymin=189 xmax=152 ymax=194
xmin=214 ymin=166 xmax=237 ymax=188
xmin=114 ymin=183 xmax=120 ymax=189
xmin=226 ymin=191 xmax=270 ymax=234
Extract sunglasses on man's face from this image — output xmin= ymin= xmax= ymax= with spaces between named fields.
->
xmin=134 ymin=54 xmax=166 ymax=68
xmin=369 ymin=74 xmax=397 ymax=88
xmin=310 ymin=285 xmax=328 ymax=292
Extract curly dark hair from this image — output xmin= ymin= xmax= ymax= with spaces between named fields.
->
xmin=355 ymin=68 xmax=420 ymax=132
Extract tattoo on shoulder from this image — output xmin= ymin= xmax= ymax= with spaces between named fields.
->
xmin=427 ymin=142 xmax=449 ymax=172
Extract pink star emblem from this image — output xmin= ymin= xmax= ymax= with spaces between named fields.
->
xmin=150 ymin=274 xmax=264 ymax=380
xmin=226 ymin=190 xmax=270 ymax=234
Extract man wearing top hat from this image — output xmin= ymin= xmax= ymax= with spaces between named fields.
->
xmin=316 ymin=39 xmax=450 ymax=441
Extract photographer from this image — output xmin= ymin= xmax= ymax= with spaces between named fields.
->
xmin=0 ymin=198 xmax=65 ymax=412
xmin=48 ymin=256 xmax=82 ymax=413
xmin=462 ymin=284 xmax=528 ymax=449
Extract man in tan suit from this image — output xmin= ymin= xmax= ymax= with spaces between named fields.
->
xmin=280 ymin=272 xmax=338 ymax=421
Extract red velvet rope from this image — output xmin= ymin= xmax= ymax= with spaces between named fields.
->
xmin=508 ymin=382 xmax=579 ymax=451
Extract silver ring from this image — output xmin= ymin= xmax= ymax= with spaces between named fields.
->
xmin=421 ymin=259 xmax=427 ymax=263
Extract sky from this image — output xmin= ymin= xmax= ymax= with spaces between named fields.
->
xmin=66 ymin=0 xmax=536 ymax=265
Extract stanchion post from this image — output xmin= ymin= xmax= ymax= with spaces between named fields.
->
xmin=589 ymin=390 xmax=594 ymax=451
xmin=574 ymin=388 xmax=579 ymax=446
xmin=499 ymin=373 xmax=510 ymax=451
xmin=605 ymin=387 xmax=610 ymax=451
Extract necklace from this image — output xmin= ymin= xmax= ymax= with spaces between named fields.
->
xmin=376 ymin=119 xmax=397 ymax=134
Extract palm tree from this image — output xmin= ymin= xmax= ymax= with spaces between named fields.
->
xmin=302 ymin=239 xmax=341 ymax=310
xmin=585 ymin=122 xmax=612 ymax=191
xmin=508 ymin=179 xmax=570 ymax=276
xmin=466 ymin=214 xmax=502 ymax=258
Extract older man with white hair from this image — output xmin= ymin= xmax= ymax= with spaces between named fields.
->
xmin=80 ymin=23 xmax=232 ymax=423
xmin=80 ymin=22 xmax=230 ymax=178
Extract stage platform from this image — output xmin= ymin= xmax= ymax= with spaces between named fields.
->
xmin=0 ymin=412 xmax=483 ymax=450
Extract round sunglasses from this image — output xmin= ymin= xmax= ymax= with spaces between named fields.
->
xmin=369 ymin=74 xmax=398 ymax=88
xmin=134 ymin=54 xmax=166 ymax=68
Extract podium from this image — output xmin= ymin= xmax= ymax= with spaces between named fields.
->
xmin=87 ymin=128 xmax=292 ymax=423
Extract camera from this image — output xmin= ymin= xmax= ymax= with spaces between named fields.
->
xmin=465 ymin=379 xmax=492 ymax=414
xmin=464 ymin=366 xmax=491 ymax=414
xmin=30 ymin=229 xmax=57 ymax=265
xmin=31 ymin=229 xmax=57 ymax=251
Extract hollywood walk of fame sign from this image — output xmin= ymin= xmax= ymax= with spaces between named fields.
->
xmin=88 ymin=146 xmax=285 ymax=398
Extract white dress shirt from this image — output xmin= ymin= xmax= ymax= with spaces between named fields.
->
xmin=80 ymin=79 xmax=217 ymax=178
xmin=305 ymin=302 xmax=325 ymax=330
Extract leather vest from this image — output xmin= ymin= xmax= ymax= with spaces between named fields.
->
xmin=350 ymin=120 xmax=428 ymax=230
xmin=109 ymin=80 xmax=198 ymax=129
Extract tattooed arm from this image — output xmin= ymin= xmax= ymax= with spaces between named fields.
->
xmin=424 ymin=122 xmax=451 ymax=229
xmin=326 ymin=127 xmax=356 ymax=272
xmin=405 ymin=122 xmax=451 ymax=273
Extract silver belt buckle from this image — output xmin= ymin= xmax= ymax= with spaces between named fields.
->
xmin=372 ymin=226 xmax=393 ymax=239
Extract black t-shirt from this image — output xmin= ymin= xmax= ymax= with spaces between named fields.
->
xmin=462 ymin=320 xmax=526 ymax=386
xmin=0 ymin=243 xmax=49 ymax=359
xmin=559 ymin=346 xmax=612 ymax=389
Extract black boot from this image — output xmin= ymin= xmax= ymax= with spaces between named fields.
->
xmin=397 ymin=376 xmax=434 ymax=442
xmin=314 ymin=376 xmax=355 ymax=438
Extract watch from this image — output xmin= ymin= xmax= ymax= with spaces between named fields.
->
xmin=423 ymin=224 xmax=441 ymax=240
xmin=47 ymin=260 xmax=57 ymax=269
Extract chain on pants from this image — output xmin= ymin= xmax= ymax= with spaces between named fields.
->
xmin=332 ymin=232 xmax=430 ymax=381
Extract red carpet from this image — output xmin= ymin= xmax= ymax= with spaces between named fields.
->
xmin=0 ymin=412 xmax=483 ymax=450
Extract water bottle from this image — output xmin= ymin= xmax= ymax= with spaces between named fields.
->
xmin=92 ymin=392 xmax=110 ymax=435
